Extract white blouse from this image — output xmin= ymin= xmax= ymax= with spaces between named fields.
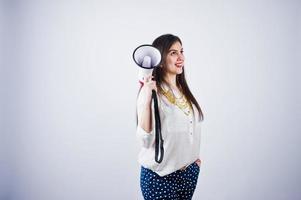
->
xmin=136 ymin=84 xmax=202 ymax=177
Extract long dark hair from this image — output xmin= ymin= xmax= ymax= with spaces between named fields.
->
xmin=152 ymin=34 xmax=204 ymax=121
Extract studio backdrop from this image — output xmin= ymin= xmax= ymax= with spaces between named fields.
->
xmin=1 ymin=0 xmax=300 ymax=200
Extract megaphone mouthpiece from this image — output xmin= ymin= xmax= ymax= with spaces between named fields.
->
xmin=142 ymin=56 xmax=151 ymax=68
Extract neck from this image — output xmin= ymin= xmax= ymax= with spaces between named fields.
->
xmin=163 ymin=73 xmax=177 ymax=89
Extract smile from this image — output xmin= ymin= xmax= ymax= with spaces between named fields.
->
xmin=175 ymin=63 xmax=184 ymax=68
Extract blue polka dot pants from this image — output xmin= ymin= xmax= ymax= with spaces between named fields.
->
xmin=140 ymin=162 xmax=200 ymax=200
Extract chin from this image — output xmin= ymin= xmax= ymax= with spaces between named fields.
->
xmin=176 ymin=68 xmax=183 ymax=74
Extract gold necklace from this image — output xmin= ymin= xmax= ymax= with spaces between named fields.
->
xmin=159 ymin=86 xmax=192 ymax=116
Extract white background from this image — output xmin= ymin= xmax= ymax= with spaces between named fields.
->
xmin=1 ymin=0 xmax=300 ymax=199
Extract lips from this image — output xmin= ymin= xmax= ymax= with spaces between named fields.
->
xmin=175 ymin=62 xmax=184 ymax=68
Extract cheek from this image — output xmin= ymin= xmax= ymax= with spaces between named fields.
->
xmin=164 ymin=57 xmax=178 ymax=71
xmin=164 ymin=58 xmax=172 ymax=66
xmin=166 ymin=56 xmax=176 ymax=64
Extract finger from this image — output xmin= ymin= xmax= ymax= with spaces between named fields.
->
xmin=195 ymin=158 xmax=201 ymax=163
xmin=145 ymin=75 xmax=154 ymax=83
xmin=150 ymin=81 xmax=156 ymax=87
xmin=152 ymin=83 xmax=158 ymax=92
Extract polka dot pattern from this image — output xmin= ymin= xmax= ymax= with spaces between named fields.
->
xmin=140 ymin=162 xmax=200 ymax=200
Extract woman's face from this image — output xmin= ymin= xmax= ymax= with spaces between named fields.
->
xmin=163 ymin=41 xmax=185 ymax=75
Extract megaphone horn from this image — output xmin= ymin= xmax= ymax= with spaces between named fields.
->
xmin=133 ymin=44 xmax=161 ymax=82
xmin=133 ymin=44 xmax=161 ymax=69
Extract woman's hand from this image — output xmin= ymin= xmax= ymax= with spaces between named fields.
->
xmin=195 ymin=158 xmax=202 ymax=167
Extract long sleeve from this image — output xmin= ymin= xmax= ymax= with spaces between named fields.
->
xmin=136 ymin=90 xmax=156 ymax=148
xmin=136 ymin=122 xmax=155 ymax=148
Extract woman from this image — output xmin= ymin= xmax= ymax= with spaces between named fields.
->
xmin=136 ymin=34 xmax=204 ymax=200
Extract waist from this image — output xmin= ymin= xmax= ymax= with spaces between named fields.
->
xmin=179 ymin=160 xmax=198 ymax=171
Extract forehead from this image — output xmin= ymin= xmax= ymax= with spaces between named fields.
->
xmin=169 ymin=41 xmax=182 ymax=50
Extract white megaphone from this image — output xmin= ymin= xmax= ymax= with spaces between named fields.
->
xmin=132 ymin=44 xmax=164 ymax=164
xmin=132 ymin=44 xmax=161 ymax=83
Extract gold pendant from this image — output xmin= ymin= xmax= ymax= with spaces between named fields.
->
xmin=159 ymin=86 xmax=192 ymax=116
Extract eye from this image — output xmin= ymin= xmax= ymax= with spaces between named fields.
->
xmin=171 ymin=51 xmax=176 ymax=55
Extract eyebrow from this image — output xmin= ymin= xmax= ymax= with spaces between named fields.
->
xmin=168 ymin=48 xmax=183 ymax=52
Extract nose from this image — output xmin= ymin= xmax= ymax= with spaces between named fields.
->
xmin=178 ymin=53 xmax=184 ymax=62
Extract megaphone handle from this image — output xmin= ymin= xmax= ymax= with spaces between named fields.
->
xmin=152 ymin=90 xmax=164 ymax=163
